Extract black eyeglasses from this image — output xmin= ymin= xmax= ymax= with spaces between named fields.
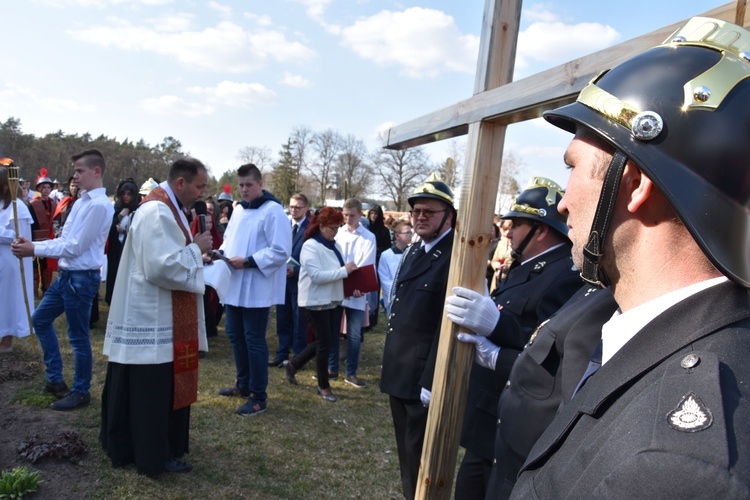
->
xmin=409 ymin=208 xmax=447 ymax=218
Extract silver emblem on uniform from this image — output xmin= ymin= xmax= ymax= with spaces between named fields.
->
xmin=667 ymin=392 xmax=713 ymax=432
xmin=680 ymin=353 xmax=700 ymax=369
xmin=631 ymin=111 xmax=663 ymax=141
xmin=533 ymin=261 xmax=546 ymax=271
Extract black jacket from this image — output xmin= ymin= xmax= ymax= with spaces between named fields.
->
xmin=286 ymin=215 xmax=309 ymax=293
xmin=380 ymin=231 xmax=454 ymax=400
xmin=487 ymin=286 xmax=618 ymax=498
xmin=512 ymin=281 xmax=750 ymax=499
xmin=461 ymin=244 xmax=582 ymax=460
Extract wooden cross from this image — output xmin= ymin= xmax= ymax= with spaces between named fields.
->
xmin=384 ymin=1 xmax=749 ymax=498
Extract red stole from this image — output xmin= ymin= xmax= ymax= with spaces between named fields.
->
xmin=141 ymin=187 xmax=200 ymax=410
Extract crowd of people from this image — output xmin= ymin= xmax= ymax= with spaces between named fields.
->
xmin=2 ymin=15 xmax=749 ymax=497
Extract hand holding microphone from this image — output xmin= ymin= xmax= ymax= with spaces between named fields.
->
xmin=193 ymin=200 xmax=212 ymax=254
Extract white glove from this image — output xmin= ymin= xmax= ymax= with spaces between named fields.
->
xmin=446 ymin=286 xmax=500 ymax=337
xmin=420 ymin=387 xmax=432 ymax=407
xmin=457 ymin=333 xmax=500 ymax=370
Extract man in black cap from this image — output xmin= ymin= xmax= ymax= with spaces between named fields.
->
xmin=380 ymin=173 xmax=455 ymax=500
xmin=445 ymin=177 xmax=581 ymax=499
xmin=511 ymin=17 xmax=750 ymax=497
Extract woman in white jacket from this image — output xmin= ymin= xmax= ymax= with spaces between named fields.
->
xmin=286 ymin=207 xmax=356 ymax=402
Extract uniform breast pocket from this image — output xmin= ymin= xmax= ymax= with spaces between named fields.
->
xmin=500 ymin=293 xmax=529 ymax=316
xmin=416 ymin=280 xmax=443 ymax=295
xmin=515 ymin=330 xmax=559 ymax=400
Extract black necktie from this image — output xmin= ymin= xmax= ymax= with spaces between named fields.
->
xmin=292 ymin=223 xmax=298 ymax=239
xmin=572 ymin=340 xmax=603 ymax=398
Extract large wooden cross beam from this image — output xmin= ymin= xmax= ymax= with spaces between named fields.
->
xmin=387 ymin=2 xmax=748 ymax=151
xmin=388 ymin=2 xmax=749 ymax=499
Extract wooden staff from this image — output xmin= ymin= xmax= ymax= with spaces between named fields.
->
xmin=4 ymin=158 xmax=35 ymax=346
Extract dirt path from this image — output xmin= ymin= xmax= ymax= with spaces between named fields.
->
xmin=0 ymin=350 xmax=99 ymax=499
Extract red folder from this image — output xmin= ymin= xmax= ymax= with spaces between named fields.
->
xmin=343 ymin=264 xmax=379 ymax=296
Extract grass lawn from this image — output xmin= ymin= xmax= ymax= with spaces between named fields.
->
xmin=11 ymin=287 xmax=410 ymax=499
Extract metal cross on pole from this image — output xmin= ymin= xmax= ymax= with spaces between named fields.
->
xmin=383 ymin=1 xmax=749 ymax=498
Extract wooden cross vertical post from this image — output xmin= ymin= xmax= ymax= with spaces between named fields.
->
xmin=384 ymin=1 xmax=750 ymax=499
xmin=414 ymin=1 xmax=521 ymax=498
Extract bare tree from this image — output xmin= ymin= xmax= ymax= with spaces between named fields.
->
xmin=440 ymin=138 xmax=465 ymax=191
xmin=336 ymin=134 xmax=371 ymax=200
xmin=495 ymin=150 xmax=525 ymax=213
xmin=237 ymin=145 xmax=273 ymax=172
xmin=269 ymin=139 xmax=297 ymax=205
xmin=373 ymin=135 xmax=431 ymax=211
xmin=308 ymin=129 xmax=342 ymax=205
xmin=290 ymin=126 xmax=312 ymax=194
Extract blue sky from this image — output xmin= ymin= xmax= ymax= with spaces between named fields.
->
xmin=1 ymin=0 xmax=717 ymax=195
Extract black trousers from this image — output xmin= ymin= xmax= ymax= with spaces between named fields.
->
xmin=455 ymin=449 xmax=493 ymax=500
xmin=100 ymin=361 xmax=190 ymax=477
xmin=291 ymin=307 xmax=341 ymax=390
xmin=389 ymin=395 xmax=429 ymax=500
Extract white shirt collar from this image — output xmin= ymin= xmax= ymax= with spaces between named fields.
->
xmin=601 ymin=276 xmax=729 ymax=365
xmin=520 ymin=242 xmax=566 ymax=266
xmin=422 ymin=227 xmax=452 ymax=253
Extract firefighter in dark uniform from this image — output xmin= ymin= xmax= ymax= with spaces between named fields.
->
xmin=508 ymin=17 xmax=750 ymax=498
xmin=454 ymin=285 xmax=618 ymax=498
xmin=380 ymin=173 xmax=455 ymax=500
xmin=445 ymin=177 xmax=582 ymax=498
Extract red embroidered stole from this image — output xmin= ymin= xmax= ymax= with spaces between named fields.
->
xmin=141 ymin=187 xmax=200 ymax=410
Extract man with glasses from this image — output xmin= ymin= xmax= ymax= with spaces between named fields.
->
xmin=445 ymin=177 xmax=581 ymax=498
xmin=380 ymin=173 xmax=456 ymax=499
xmin=269 ymin=193 xmax=310 ymax=367
xmin=378 ymin=220 xmax=413 ymax=318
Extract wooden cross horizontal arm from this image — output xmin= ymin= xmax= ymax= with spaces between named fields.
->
xmin=385 ymin=1 xmax=749 ymax=151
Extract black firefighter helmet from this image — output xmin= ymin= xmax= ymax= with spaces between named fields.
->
xmin=408 ymin=172 xmax=455 ymax=209
xmin=544 ymin=16 xmax=750 ymax=287
xmin=502 ymin=176 xmax=568 ymax=237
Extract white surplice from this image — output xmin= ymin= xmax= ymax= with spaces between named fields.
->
xmin=103 ymin=183 xmax=207 ymax=365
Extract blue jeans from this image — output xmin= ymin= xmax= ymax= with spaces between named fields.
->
xmin=225 ymin=305 xmax=270 ymax=402
xmin=33 ymin=269 xmax=99 ymax=394
xmin=275 ymin=286 xmax=307 ymax=359
xmin=328 ymin=307 xmax=364 ymax=377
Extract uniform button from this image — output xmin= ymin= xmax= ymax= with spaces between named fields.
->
xmin=497 ymin=418 xmax=501 ymax=425
xmin=505 ymin=381 xmax=510 ymax=388
xmin=395 ymin=298 xmax=399 ymax=302
xmin=424 ymin=284 xmax=428 ymax=287
xmin=681 ymin=354 xmax=700 ymax=369
xmin=493 ymin=459 xmax=497 ymax=465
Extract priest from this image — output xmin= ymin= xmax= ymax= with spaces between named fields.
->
xmin=100 ymin=157 xmax=212 ymax=477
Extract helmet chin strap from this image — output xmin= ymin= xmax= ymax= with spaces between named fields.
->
xmin=580 ymin=150 xmax=628 ymax=287
xmin=510 ymin=222 xmax=540 ymax=262
xmin=429 ymin=209 xmax=453 ymax=241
